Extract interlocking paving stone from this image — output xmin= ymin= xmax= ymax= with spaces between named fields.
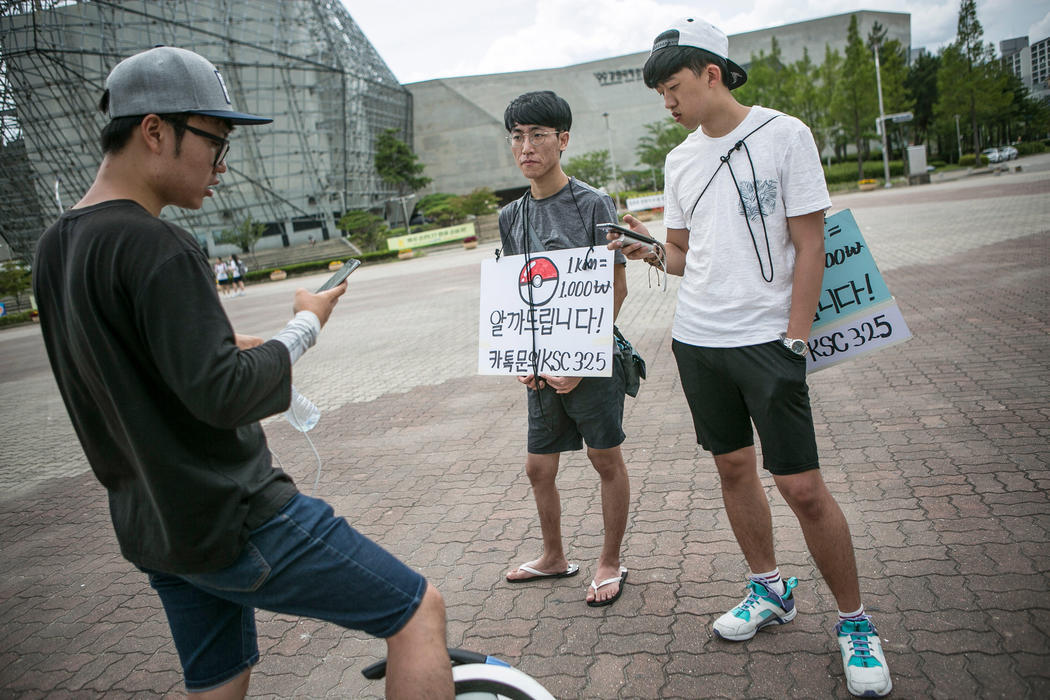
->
xmin=1 ymin=156 xmax=1049 ymax=697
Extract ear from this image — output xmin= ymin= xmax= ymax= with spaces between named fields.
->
xmin=139 ymin=114 xmax=166 ymax=155
xmin=705 ymin=63 xmax=722 ymax=88
xmin=558 ymin=130 xmax=570 ymax=152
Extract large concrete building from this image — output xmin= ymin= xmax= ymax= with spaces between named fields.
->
xmin=408 ymin=10 xmax=910 ymax=199
xmin=0 ymin=0 xmax=409 ymax=259
xmin=1002 ymin=35 xmax=1050 ymax=105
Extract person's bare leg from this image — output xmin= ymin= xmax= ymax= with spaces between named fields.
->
xmin=192 ymin=668 xmax=251 ymax=700
xmin=773 ymin=470 xmax=862 ymax=612
xmin=384 ymin=583 xmax=453 ymax=699
xmin=584 ymin=445 xmax=629 ymax=603
xmin=713 ymin=446 xmax=776 ymax=573
xmin=507 ymin=453 xmax=571 ymax=579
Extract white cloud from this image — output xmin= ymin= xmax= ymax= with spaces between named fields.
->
xmin=1029 ymin=10 xmax=1050 ymax=43
xmin=341 ymin=0 xmax=1049 ymax=82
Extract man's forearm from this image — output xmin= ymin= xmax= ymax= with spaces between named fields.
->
xmin=271 ymin=310 xmax=321 ymax=365
xmin=786 ymin=212 xmax=826 ymax=339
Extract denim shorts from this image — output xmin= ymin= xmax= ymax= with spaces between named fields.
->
xmin=671 ymin=339 xmax=819 ymax=475
xmin=526 ymin=353 xmax=626 ymax=454
xmin=143 ymin=493 xmax=426 ymax=692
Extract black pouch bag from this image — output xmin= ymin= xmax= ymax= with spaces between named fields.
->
xmin=613 ymin=326 xmax=646 ymax=398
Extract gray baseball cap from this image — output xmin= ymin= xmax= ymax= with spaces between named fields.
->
xmin=105 ymin=46 xmax=272 ymax=124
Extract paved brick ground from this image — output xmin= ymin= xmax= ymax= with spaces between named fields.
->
xmin=1 ymin=159 xmax=1048 ymax=698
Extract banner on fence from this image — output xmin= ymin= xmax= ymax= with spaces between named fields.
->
xmin=625 ymin=193 xmax=664 ymax=211
xmin=386 ymin=222 xmax=474 ymax=251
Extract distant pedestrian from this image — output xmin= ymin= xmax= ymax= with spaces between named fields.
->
xmin=214 ymin=257 xmax=229 ymax=295
xmin=229 ymin=254 xmax=246 ymax=296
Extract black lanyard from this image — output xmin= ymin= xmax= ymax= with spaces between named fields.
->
xmin=685 ymin=114 xmax=780 ymax=283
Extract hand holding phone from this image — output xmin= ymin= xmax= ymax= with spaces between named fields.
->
xmin=316 ymin=258 xmax=361 ymax=292
xmin=597 ymin=222 xmax=662 ymax=253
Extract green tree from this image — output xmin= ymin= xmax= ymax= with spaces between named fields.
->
xmin=458 ymin=187 xmax=499 ymax=217
xmin=782 ymin=47 xmax=825 ymax=151
xmin=630 ymin=114 xmax=688 ymax=183
xmin=417 ymin=192 xmax=463 ymax=226
xmin=374 ymin=128 xmax=431 ymax=195
xmin=337 ymin=210 xmax=389 ymax=252
xmin=215 ymin=215 xmax=265 ymax=255
xmin=0 ymin=260 xmax=32 ymax=307
xmin=635 ymin=118 xmax=688 ymax=174
xmin=831 ymin=14 xmax=877 ymax=177
xmin=872 ymin=35 xmax=913 ymax=162
xmin=736 ymin=36 xmax=788 ymax=110
xmin=905 ymin=50 xmax=940 ymax=148
xmin=935 ymin=0 xmax=1012 ymax=156
xmin=818 ymin=45 xmax=845 ymax=161
xmin=563 ymin=150 xmax=611 ymax=188
xmin=1003 ymin=76 xmax=1050 ymax=143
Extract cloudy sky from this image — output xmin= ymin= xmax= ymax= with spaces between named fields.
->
xmin=340 ymin=0 xmax=1050 ymax=84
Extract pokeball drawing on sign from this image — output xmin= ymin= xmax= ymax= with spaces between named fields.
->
xmin=519 ymin=257 xmax=559 ymax=306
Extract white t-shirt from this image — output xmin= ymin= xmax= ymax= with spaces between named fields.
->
xmin=664 ymin=106 xmax=831 ymax=347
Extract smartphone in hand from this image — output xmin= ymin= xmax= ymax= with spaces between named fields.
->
xmin=316 ymin=258 xmax=361 ymax=292
xmin=596 ymin=222 xmax=662 ymax=251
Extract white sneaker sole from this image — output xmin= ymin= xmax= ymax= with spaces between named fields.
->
xmin=714 ymin=605 xmax=797 ymax=641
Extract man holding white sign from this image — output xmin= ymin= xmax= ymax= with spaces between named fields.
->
xmin=611 ymin=19 xmax=892 ymax=697
xmin=498 ymin=91 xmax=632 ymax=608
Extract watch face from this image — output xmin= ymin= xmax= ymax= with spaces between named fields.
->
xmin=790 ymin=339 xmax=807 ymax=355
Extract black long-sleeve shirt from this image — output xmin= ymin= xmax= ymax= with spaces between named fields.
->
xmin=34 ymin=200 xmax=297 ymax=574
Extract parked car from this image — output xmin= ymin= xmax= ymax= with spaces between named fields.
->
xmin=982 ymin=147 xmax=1002 ymax=164
xmin=999 ymin=145 xmax=1019 ymax=160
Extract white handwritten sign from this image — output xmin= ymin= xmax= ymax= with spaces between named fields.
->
xmin=807 ymin=209 xmax=911 ymax=372
xmin=478 ymin=246 xmax=615 ymax=377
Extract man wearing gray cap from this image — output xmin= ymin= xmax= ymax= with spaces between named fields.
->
xmin=32 ymin=47 xmax=452 ymax=699
xmin=610 ymin=19 xmax=892 ymax=698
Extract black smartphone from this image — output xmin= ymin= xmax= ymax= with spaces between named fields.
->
xmin=316 ymin=258 xmax=361 ymax=292
xmin=596 ymin=222 xmax=661 ymax=249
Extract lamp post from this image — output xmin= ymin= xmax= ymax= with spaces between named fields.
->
xmin=873 ymin=40 xmax=891 ymax=188
xmin=601 ymin=112 xmax=622 ymax=211
xmin=954 ymin=114 xmax=963 ymax=162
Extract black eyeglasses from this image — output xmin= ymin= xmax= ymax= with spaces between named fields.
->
xmin=182 ymin=124 xmax=230 ymax=168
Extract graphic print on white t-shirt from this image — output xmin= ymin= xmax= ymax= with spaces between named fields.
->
xmin=737 ymin=179 xmax=778 ymax=221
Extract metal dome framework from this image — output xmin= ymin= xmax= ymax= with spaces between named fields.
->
xmin=0 ymin=0 xmax=412 ymax=260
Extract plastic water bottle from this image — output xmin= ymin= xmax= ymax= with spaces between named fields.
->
xmin=285 ymin=386 xmax=320 ymax=432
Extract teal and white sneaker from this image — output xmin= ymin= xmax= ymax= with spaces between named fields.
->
xmin=836 ymin=616 xmax=892 ymax=697
xmin=713 ymin=577 xmax=798 ymax=641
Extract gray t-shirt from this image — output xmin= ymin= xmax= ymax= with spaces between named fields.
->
xmin=499 ymin=178 xmax=626 ymax=264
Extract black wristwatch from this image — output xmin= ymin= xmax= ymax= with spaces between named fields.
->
xmin=780 ymin=333 xmax=808 ymax=356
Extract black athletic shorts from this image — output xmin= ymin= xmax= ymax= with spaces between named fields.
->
xmin=671 ymin=338 xmax=818 ymax=475
xmin=526 ymin=353 xmax=626 ymax=454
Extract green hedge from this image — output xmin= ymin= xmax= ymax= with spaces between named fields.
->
xmin=822 ymin=159 xmax=905 ymax=185
xmin=0 ymin=310 xmax=35 ymax=327
xmin=244 ymin=250 xmax=400 ymax=282
xmin=1016 ymin=141 xmax=1046 ymax=156
xmin=958 ymin=154 xmax=990 ymax=167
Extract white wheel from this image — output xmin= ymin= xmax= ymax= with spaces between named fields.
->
xmin=452 ymin=663 xmax=555 ymax=700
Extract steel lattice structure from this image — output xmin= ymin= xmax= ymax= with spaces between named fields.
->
xmin=0 ymin=0 xmax=411 ymax=261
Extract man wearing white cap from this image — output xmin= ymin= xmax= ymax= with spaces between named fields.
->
xmin=610 ymin=18 xmax=892 ymax=698
xmin=33 ymin=47 xmax=452 ymax=699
